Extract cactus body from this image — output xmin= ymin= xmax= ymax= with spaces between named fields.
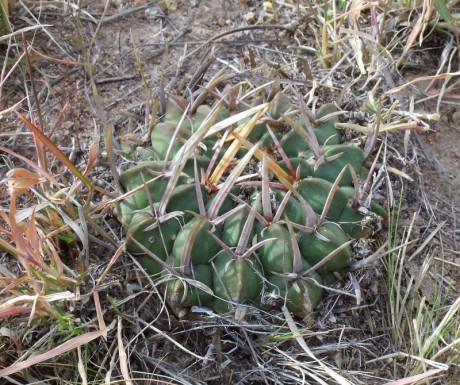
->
xmin=213 ymin=252 xmax=263 ymax=311
xmin=165 ymin=264 xmax=214 ymax=307
xmin=297 ymin=222 xmax=351 ymax=273
xmin=267 ymin=275 xmax=324 ymax=318
xmin=297 ymin=178 xmax=348 ymax=220
xmin=272 ymin=189 xmax=307 ymax=225
xmin=257 ymin=223 xmax=295 ymax=274
xmin=309 ymin=145 xmax=364 ymax=185
xmin=116 ymin=90 xmax=384 ymax=319
xmin=172 ymin=217 xmax=222 ymax=266
xmin=222 ymin=209 xmax=253 ymax=248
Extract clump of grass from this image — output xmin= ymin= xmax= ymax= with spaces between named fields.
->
xmin=0 ymin=4 xmax=118 ymax=380
xmin=0 ymin=130 xmax=118 ymax=380
xmin=374 ymin=186 xmax=460 ymax=382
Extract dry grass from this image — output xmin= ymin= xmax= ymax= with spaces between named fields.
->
xmin=1 ymin=0 xmax=459 ymax=384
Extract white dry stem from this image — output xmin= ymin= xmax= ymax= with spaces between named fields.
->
xmin=77 ymin=346 xmax=88 ymax=385
xmin=117 ymin=317 xmax=134 ymax=385
xmin=283 ymin=307 xmax=353 ymax=385
xmin=0 ymin=292 xmax=75 ymax=309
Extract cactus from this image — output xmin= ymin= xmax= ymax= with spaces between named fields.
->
xmin=115 ymin=83 xmax=384 ymax=319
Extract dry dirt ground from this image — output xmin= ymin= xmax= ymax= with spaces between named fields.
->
xmin=1 ymin=0 xmax=459 ymax=384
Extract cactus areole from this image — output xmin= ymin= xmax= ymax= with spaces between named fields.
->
xmin=115 ymin=86 xmax=384 ymax=320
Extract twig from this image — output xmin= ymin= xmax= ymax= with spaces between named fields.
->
xmin=80 ymin=1 xmax=158 ymax=24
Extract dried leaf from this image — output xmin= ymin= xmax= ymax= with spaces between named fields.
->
xmin=82 ymin=120 xmax=100 ymax=176
xmin=6 ymin=168 xmax=43 ymax=197
xmin=348 ymin=36 xmax=366 ymax=74
xmin=0 ymin=306 xmax=33 ymax=318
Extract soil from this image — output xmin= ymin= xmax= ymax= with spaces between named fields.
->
xmin=1 ymin=0 xmax=459 ymax=384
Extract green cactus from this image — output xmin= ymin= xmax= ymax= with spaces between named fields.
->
xmin=297 ymin=178 xmax=349 ymax=221
xmin=267 ymin=274 xmax=324 ymax=319
xmin=297 ymin=222 xmax=351 ymax=274
xmin=164 ymin=264 xmax=214 ymax=307
xmin=115 ymin=85 xmax=385 ymax=319
xmin=212 ymin=252 xmax=263 ymax=312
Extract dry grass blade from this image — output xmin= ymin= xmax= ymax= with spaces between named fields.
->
xmin=382 ymin=368 xmax=447 ymax=385
xmin=407 ymin=220 xmax=445 ymax=261
xmin=77 ymin=346 xmax=88 ymax=385
xmin=105 ymin=125 xmax=121 ymax=192
xmin=351 ymin=240 xmax=419 ymax=270
xmin=0 ymin=237 xmax=19 ymax=258
xmin=137 ymin=319 xmax=208 ymax=361
xmin=18 ymin=114 xmax=93 ymax=190
xmin=117 ymin=317 xmax=134 ymax=385
xmin=282 ymin=307 xmax=353 ymax=385
xmin=164 ymin=104 xmax=190 ymax=163
xmin=91 ymin=244 xmax=128 ymax=323
xmin=421 ymin=296 xmax=460 ymax=358
xmin=93 ymin=290 xmax=106 ymax=333
xmin=0 ymin=322 xmax=114 ymax=377
xmin=386 ymin=72 xmax=460 ymax=95
xmin=0 ymin=24 xmax=52 ymax=41
xmin=190 ymin=68 xmax=229 ymax=113
xmin=82 ymin=121 xmax=100 ymax=176
xmin=7 ymin=200 xmax=42 ymax=292
xmin=0 ymin=306 xmax=33 ymax=317
xmin=0 ymin=99 xmax=26 ymax=117
xmin=0 ymin=291 xmax=75 ymax=311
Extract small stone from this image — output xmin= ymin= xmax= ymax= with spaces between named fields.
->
xmin=145 ymin=8 xmax=161 ymax=19
xmin=243 ymin=11 xmax=255 ymax=24
xmin=452 ymin=111 xmax=460 ymax=124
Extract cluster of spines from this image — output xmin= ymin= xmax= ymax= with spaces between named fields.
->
xmin=115 ymin=86 xmax=384 ymax=319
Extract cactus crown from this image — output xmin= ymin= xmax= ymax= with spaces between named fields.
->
xmin=115 ymin=80 xmax=384 ymax=319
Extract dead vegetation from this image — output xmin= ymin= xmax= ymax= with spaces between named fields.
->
xmin=0 ymin=0 xmax=459 ymax=384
